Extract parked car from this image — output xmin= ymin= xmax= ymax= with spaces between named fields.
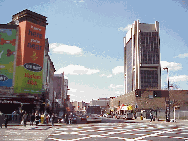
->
xmin=120 ymin=112 xmax=133 ymax=119
xmin=103 ymin=114 xmax=107 ymax=117
xmin=107 ymin=114 xmax=113 ymax=118
xmin=115 ymin=114 xmax=121 ymax=119
xmin=80 ymin=115 xmax=86 ymax=121
xmin=69 ymin=114 xmax=77 ymax=124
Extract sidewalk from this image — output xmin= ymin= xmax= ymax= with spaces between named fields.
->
xmin=2 ymin=121 xmax=67 ymax=127
xmin=134 ymin=117 xmax=188 ymax=125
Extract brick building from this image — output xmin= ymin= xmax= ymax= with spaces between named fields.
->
xmin=111 ymin=90 xmax=188 ymax=112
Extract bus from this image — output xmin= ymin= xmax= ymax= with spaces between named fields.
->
xmin=86 ymin=105 xmax=102 ymax=123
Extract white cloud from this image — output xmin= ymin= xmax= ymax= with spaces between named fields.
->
xmin=80 ymin=91 xmax=84 ymax=92
xmin=99 ymin=74 xmax=112 ymax=78
xmin=118 ymin=24 xmax=132 ymax=32
xmin=99 ymin=74 xmax=105 ymax=77
xmin=79 ymin=0 xmax=84 ymax=2
xmin=107 ymin=74 xmax=112 ymax=78
xmin=112 ymin=66 xmax=124 ymax=75
xmin=161 ymin=61 xmax=182 ymax=71
xmin=169 ymin=75 xmax=188 ymax=82
xmin=109 ymin=84 xmax=115 ymax=88
xmin=115 ymin=91 xmax=123 ymax=95
xmin=55 ymin=64 xmax=100 ymax=75
xmin=49 ymin=43 xmax=83 ymax=55
xmin=64 ymin=75 xmax=68 ymax=79
xmin=116 ymin=85 xmax=124 ymax=88
xmin=69 ymin=88 xmax=77 ymax=92
xmin=109 ymin=84 xmax=124 ymax=89
xmin=69 ymin=93 xmax=76 ymax=96
xmin=174 ymin=53 xmax=188 ymax=58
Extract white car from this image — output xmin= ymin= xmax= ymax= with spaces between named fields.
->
xmin=86 ymin=114 xmax=102 ymax=123
xmin=107 ymin=114 xmax=113 ymax=118
xmin=103 ymin=114 xmax=107 ymax=117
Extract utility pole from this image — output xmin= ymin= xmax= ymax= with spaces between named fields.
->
xmin=163 ymin=67 xmax=170 ymax=122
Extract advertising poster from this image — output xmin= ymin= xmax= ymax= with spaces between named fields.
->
xmin=14 ymin=21 xmax=45 ymax=94
xmin=0 ymin=27 xmax=17 ymax=87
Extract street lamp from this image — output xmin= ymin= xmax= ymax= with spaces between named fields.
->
xmin=163 ymin=67 xmax=170 ymax=122
xmin=163 ymin=67 xmax=169 ymax=90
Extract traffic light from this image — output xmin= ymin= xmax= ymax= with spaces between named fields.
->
xmin=153 ymin=91 xmax=161 ymax=97
xmin=135 ymin=90 xmax=141 ymax=97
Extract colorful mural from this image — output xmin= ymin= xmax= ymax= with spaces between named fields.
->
xmin=0 ymin=28 xmax=17 ymax=87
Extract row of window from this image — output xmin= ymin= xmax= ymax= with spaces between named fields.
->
xmin=126 ymin=40 xmax=133 ymax=93
xmin=141 ymin=83 xmax=158 ymax=89
xmin=139 ymin=32 xmax=158 ymax=37
xmin=140 ymin=70 xmax=158 ymax=89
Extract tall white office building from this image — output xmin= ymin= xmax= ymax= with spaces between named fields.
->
xmin=124 ymin=20 xmax=161 ymax=94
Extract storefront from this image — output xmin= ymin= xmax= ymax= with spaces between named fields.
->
xmin=0 ymin=95 xmax=41 ymax=114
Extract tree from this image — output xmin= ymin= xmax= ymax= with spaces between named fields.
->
xmin=162 ymin=82 xmax=180 ymax=90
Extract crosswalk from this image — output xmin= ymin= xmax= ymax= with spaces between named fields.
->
xmin=45 ymin=123 xmax=188 ymax=141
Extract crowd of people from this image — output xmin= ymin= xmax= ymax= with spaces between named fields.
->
xmin=21 ymin=111 xmax=57 ymax=127
xmin=0 ymin=110 xmax=58 ymax=128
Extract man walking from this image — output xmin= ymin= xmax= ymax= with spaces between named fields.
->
xmin=30 ymin=113 xmax=35 ymax=126
xmin=150 ymin=112 xmax=153 ymax=122
xmin=51 ymin=113 xmax=55 ymax=126
xmin=0 ymin=111 xmax=5 ymax=128
xmin=35 ymin=112 xmax=39 ymax=126
xmin=4 ymin=115 xmax=8 ymax=128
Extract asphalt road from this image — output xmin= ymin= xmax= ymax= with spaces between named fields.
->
xmin=45 ymin=117 xmax=188 ymax=141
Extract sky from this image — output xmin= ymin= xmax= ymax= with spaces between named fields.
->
xmin=1 ymin=0 xmax=188 ymax=103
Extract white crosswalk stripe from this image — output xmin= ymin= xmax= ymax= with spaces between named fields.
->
xmin=46 ymin=123 xmax=188 ymax=141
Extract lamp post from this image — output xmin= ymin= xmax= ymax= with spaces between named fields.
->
xmin=163 ymin=67 xmax=170 ymax=122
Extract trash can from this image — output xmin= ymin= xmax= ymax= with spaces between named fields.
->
xmin=140 ymin=116 xmax=143 ymax=120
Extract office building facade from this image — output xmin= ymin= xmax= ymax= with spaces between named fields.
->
xmin=124 ymin=20 xmax=161 ymax=94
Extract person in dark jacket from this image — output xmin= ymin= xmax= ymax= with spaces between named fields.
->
xmin=4 ymin=115 xmax=8 ymax=128
xmin=30 ymin=113 xmax=35 ymax=126
xmin=0 ymin=111 xmax=5 ymax=128
xmin=65 ymin=114 xmax=69 ymax=124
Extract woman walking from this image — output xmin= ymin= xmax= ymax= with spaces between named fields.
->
xmin=22 ymin=112 xmax=27 ymax=127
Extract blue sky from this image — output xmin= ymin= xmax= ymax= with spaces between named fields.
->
xmin=1 ymin=0 xmax=188 ymax=102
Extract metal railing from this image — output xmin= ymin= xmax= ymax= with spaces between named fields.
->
xmin=3 ymin=114 xmax=22 ymax=123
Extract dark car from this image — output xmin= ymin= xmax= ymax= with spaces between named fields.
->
xmin=69 ymin=114 xmax=77 ymax=124
xmin=80 ymin=115 xmax=86 ymax=121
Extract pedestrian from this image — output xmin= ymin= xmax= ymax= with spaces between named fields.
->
xmin=0 ymin=111 xmax=5 ymax=128
xmin=150 ymin=112 xmax=153 ymax=122
xmin=65 ymin=114 xmax=69 ymax=124
xmin=30 ymin=113 xmax=35 ymax=126
xmin=41 ymin=113 xmax=44 ymax=124
xmin=4 ymin=115 xmax=8 ymax=128
xmin=35 ymin=112 xmax=39 ymax=126
xmin=22 ymin=112 xmax=27 ymax=127
xmin=51 ymin=113 xmax=55 ymax=126
xmin=134 ymin=113 xmax=137 ymax=119
xmin=46 ymin=114 xmax=49 ymax=124
xmin=153 ymin=116 xmax=155 ymax=121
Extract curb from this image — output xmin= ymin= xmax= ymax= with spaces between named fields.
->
xmin=2 ymin=123 xmax=67 ymax=127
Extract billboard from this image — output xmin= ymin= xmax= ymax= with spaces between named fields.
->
xmin=0 ymin=27 xmax=17 ymax=87
xmin=14 ymin=21 xmax=45 ymax=94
